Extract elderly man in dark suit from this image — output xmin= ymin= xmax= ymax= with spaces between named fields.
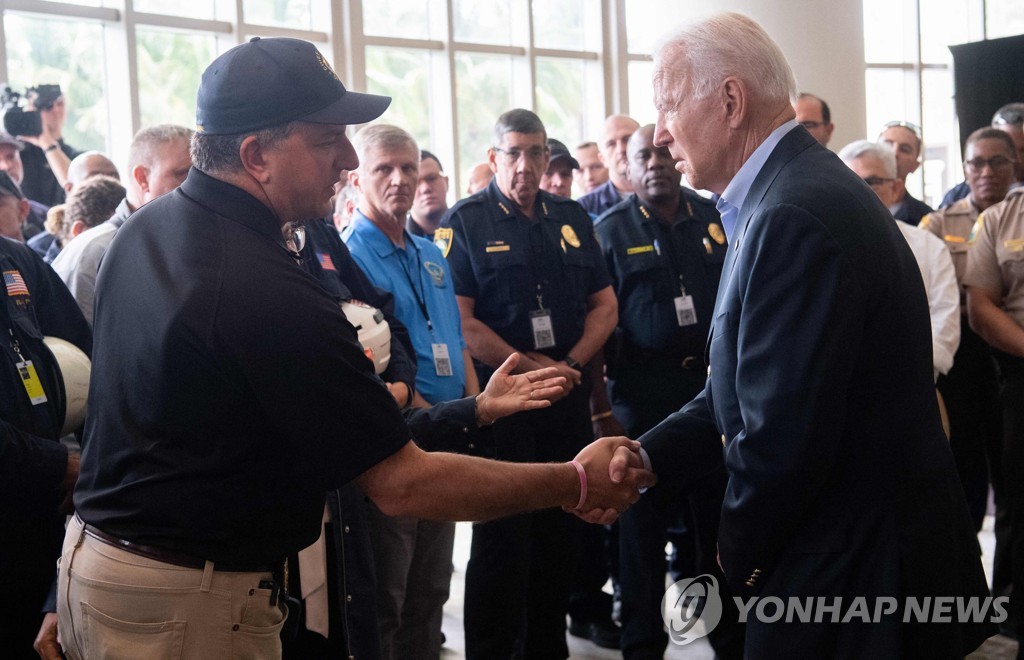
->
xmin=601 ymin=12 xmax=995 ymax=659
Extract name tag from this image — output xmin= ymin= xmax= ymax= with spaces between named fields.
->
xmin=944 ymin=234 xmax=966 ymax=244
xmin=486 ymin=245 xmax=510 ymax=253
xmin=16 ymin=360 xmax=48 ymax=405
xmin=674 ymin=295 xmax=698 ymax=327
xmin=432 ymin=343 xmax=453 ymax=377
xmin=1004 ymin=238 xmax=1024 ymax=252
xmin=626 ymin=245 xmax=654 ymax=255
xmin=530 ymin=309 xmax=555 ymax=349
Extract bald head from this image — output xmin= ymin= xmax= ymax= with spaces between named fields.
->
xmin=601 ymin=114 xmax=641 ymax=193
xmin=466 ymin=161 xmax=493 ymax=195
xmin=64 ymin=151 xmax=119 ymax=193
xmin=626 ymin=124 xmax=682 ymax=208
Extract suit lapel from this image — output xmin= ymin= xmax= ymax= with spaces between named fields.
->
xmin=703 ymin=127 xmax=819 ymax=362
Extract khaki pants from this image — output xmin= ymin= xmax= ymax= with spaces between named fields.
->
xmin=56 ymin=515 xmax=286 ymax=659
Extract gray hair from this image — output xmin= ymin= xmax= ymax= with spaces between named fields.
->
xmin=190 ymin=122 xmax=299 ymax=175
xmin=838 ymin=140 xmax=897 ymax=179
xmin=654 ymin=12 xmax=797 ymax=105
xmin=129 ymin=124 xmax=194 ymax=172
xmin=353 ymin=124 xmax=418 ymax=169
xmin=492 ymin=108 xmax=546 ymax=147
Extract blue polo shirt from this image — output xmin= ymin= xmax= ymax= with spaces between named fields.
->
xmin=344 ymin=211 xmax=467 ymax=404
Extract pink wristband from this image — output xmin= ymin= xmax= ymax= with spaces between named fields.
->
xmin=569 ymin=460 xmax=587 ymax=511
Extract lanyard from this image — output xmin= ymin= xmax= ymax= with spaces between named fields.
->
xmin=396 ymin=242 xmax=433 ymax=333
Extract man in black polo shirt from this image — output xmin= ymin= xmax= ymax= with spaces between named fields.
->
xmin=55 ymin=38 xmax=652 ymax=660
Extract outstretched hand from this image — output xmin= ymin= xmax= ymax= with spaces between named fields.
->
xmin=475 ymin=353 xmax=568 ymax=424
xmin=565 ymin=436 xmax=656 ymax=524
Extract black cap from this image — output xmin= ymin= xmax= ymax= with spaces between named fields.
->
xmin=0 ymin=171 xmax=25 ymax=200
xmin=196 ymin=37 xmax=392 ymax=135
xmin=547 ymin=138 xmax=580 ymax=169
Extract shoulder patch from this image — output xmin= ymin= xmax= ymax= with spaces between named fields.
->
xmin=434 ymin=227 xmax=453 ymax=258
xmin=967 ymin=213 xmax=984 ymax=244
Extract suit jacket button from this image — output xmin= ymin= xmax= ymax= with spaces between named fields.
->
xmin=721 ymin=435 xmax=727 ymax=446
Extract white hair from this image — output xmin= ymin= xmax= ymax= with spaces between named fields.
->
xmin=654 ymin=12 xmax=797 ymax=105
xmin=837 ymin=140 xmax=898 ymax=179
xmin=353 ymin=124 xmax=418 ymax=169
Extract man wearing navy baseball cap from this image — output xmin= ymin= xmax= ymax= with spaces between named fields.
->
xmin=49 ymin=37 xmax=652 ymax=660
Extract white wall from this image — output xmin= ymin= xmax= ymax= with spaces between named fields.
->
xmin=635 ymin=0 xmax=867 ymax=151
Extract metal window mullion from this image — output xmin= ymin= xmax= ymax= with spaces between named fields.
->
xmin=5 ymin=0 xmax=118 ymax=21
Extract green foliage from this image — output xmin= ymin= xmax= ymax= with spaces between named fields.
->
xmin=4 ymin=14 xmax=105 ymax=150
xmin=136 ymin=29 xmax=213 ymax=129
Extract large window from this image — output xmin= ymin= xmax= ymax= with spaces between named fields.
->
xmin=4 ymin=13 xmax=107 ymax=150
xmin=7 ymin=0 xmax=1021 ymax=205
xmin=863 ymin=0 xmax=1024 ymax=207
xmin=357 ymin=0 xmax=604 ymax=198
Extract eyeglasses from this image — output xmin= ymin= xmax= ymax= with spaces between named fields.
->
xmin=862 ymin=176 xmax=894 ymax=188
xmin=964 ymin=156 xmax=1016 ymax=173
xmin=799 ymin=121 xmax=827 ymax=130
xmin=993 ymin=110 xmax=1023 ymax=126
xmin=492 ymin=146 xmax=548 ymax=165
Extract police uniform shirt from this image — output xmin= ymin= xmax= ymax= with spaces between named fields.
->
xmin=344 ymin=211 xmax=466 ymax=404
xmin=577 ymin=179 xmax=625 ymax=218
xmin=1 ymin=233 xmax=90 ymax=468
xmin=301 ymin=216 xmax=418 ymax=393
xmin=921 ymin=197 xmax=978 ymax=284
xmin=74 ymin=168 xmax=411 ymax=566
xmin=595 ymin=189 xmax=726 ymax=358
xmin=964 ymin=189 xmax=1024 ymax=328
xmin=439 ymin=179 xmax=611 ymax=361
xmin=1 ymin=236 xmax=92 ymax=441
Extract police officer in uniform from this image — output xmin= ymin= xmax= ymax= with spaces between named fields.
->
xmin=440 ymin=108 xmax=618 ymax=659
xmin=964 ymin=187 xmax=1024 ymax=644
xmin=594 ymin=125 xmax=743 ymax=659
xmin=0 ymin=229 xmax=90 ymax=659
xmin=921 ymin=128 xmax=1018 ymax=608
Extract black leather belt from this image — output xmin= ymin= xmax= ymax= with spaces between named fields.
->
xmin=80 ymin=517 xmax=275 ymax=573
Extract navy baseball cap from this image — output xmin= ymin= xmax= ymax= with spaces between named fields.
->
xmin=547 ymin=138 xmax=580 ymax=169
xmin=196 ymin=37 xmax=391 ymax=135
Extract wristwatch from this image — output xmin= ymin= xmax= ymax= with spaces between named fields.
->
xmin=564 ymin=355 xmax=581 ymax=370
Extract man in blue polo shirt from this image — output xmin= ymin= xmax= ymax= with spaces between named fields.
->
xmin=343 ymin=124 xmax=476 ymax=660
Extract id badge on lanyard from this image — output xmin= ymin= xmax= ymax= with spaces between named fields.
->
xmin=431 ymin=342 xmax=453 ymax=377
xmin=674 ymin=281 xmax=697 ymax=327
xmin=530 ymin=290 xmax=555 ymax=350
xmin=8 ymin=330 xmax=47 ymax=405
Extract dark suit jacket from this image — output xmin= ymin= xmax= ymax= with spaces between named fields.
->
xmin=641 ymin=127 xmax=993 ymax=658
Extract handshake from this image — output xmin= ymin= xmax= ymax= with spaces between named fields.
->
xmin=564 ymin=436 xmax=657 ymax=524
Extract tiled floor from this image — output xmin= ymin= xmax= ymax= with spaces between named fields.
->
xmin=440 ymin=516 xmax=1016 ymax=659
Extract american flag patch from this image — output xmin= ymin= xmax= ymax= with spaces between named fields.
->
xmin=317 ymin=252 xmax=336 ymax=271
xmin=3 ymin=270 xmax=29 ymax=297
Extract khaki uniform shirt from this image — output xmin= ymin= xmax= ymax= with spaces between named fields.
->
xmin=963 ymin=189 xmax=1024 ymax=328
xmin=920 ymin=197 xmax=980 ymax=311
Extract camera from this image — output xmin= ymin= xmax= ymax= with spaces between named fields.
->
xmin=1 ymin=83 xmax=62 ymax=138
